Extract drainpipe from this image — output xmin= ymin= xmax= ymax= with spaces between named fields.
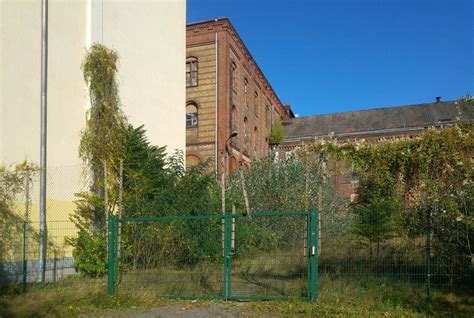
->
xmin=38 ymin=0 xmax=48 ymax=283
xmin=214 ymin=32 xmax=218 ymax=172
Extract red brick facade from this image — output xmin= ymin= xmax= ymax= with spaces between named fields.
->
xmin=186 ymin=18 xmax=293 ymax=174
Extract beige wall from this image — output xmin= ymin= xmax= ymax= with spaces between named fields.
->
xmin=102 ymin=0 xmax=186 ymax=155
xmin=0 ymin=0 xmax=88 ymax=167
xmin=1 ymin=0 xmax=185 ymax=231
xmin=0 ymin=0 xmax=185 ymax=168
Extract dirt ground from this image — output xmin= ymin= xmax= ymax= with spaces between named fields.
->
xmin=82 ymin=301 xmax=273 ymax=318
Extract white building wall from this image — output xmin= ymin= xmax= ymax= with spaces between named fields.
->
xmin=0 ymin=0 xmax=185 ymax=167
xmin=102 ymin=0 xmax=186 ymax=154
xmin=0 ymin=0 xmax=185 ymax=228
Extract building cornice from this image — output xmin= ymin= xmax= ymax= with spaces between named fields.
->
xmin=281 ymin=123 xmax=455 ymax=144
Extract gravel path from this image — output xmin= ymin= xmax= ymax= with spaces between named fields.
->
xmin=83 ymin=301 xmax=276 ymax=318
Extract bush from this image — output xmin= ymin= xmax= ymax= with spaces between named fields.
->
xmin=70 ymin=230 xmax=107 ymax=277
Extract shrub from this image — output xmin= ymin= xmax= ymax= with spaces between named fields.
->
xmin=70 ymin=230 xmax=107 ymax=277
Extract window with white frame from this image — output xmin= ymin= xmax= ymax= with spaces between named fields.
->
xmin=186 ymin=103 xmax=198 ymax=127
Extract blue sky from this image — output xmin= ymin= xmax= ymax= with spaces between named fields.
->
xmin=187 ymin=0 xmax=473 ymax=116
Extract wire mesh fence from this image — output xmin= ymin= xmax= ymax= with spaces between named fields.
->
xmin=1 ymin=160 xmax=471 ymax=304
xmin=116 ymin=216 xmax=224 ymax=298
xmin=0 ymin=164 xmax=87 ymax=290
xmin=231 ymin=214 xmax=309 ymax=299
xmin=318 ymin=207 xmax=473 ymax=300
xmin=108 ymin=211 xmax=319 ymax=301
xmin=0 ymin=220 xmax=78 ymax=289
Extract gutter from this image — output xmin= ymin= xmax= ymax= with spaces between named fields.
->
xmin=281 ymin=123 xmax=456 ymax=143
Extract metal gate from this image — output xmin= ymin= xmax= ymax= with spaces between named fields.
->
xmin=107 ymin=211 xmax=318 ymax=301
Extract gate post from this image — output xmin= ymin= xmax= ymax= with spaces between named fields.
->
xmin=223 ymin=215 xmax=232 ymax=300
xmin=107 ymin=217 xmax=118 ymax=295
xmin=310 ymin=210 xmax=319 ymax=302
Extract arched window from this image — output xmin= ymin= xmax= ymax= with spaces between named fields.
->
xmin=231 ymin=62 xmax=237 ymax=92
xmin=186 ymin=154 xmax=202 ymax=167
xmin=230 ymin=156 xmax=238 ymax=175
xmin=186 ymin=57 xmax=198 ymax=87
xmin=243 ymin=117 xmax=249 ymax=148
xmin=186 ymin=102 xmax=198 ymax=127
xmin=254 ymin=91 xmax=259 ymax=116
xmin=265 ymin=105 xmax=270 ymax=128
xmin=231 ymin=105 xmax=237 ymax=131
xmin=244 ymin=117 xmax=249 ymax=142
xmin=253 ymin=127 xmax=258 ymax=155
xmin=244 ymin=78 xmax=249 ymax=107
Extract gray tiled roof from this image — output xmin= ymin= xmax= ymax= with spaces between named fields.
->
xmin=283 ymin=101 xmax=463 ymax=141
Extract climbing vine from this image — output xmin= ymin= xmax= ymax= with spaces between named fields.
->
xmin=304 ymin=97 xmax=473 ymax=272
xmin=78 ymin=44 xmax=128 ymax=231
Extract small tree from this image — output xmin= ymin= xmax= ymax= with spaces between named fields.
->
xmin=79 ymin=43 xmax=127 ymax=231
xmin=269 ymin=117 xmax=285 ymax=144
xmin=70 ymin=44 xmax=127 ymax=276
xmin=351 ymin=192 xmax=402 ymax=260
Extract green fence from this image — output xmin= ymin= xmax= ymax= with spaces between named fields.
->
xmin=0 ymin=220 xmax=77 ymax=291
xmin=107 ymin=211 xmax=319 ymax=301
xmin=317 ymin=207 xmax=473 ymax=302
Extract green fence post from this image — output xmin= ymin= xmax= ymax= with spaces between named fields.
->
xmin=22 ymin=220 xmax=28 ymax=293
xmin=306 ymin=213 xmax=311 ymax=300
xmin=223 ymin=215 xmax=232 ymax=300
xmin=310 ymin=210 xmax=319 ymax=302
xmin=426 ymin=224 xmax=432 ymax=301
xmin=107 ymin=217 xmax=116 ymax=295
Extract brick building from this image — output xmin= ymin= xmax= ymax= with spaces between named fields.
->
xmin=185 ymin=18 xmax=294 ymax=174
xmin=279 ymin=99 xmax=466 ymax=201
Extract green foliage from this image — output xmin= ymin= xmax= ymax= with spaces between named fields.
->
xmin=457 ymin=93 xmax=474 ymax=125
xmin=0 ymin=162 xmax=37 ymax=210
xmin=228 ymin=152 xmax=341 ymax=252
xmin=120 ymin=153 xmax=222 ymax=267
xmin=229 ymin=152 xmax=337 ymax=213
xmin=71 ymin=44 xmax=128 ymax=276
xmin=311 ymin=117 xmax=473 ymax=272
xmin=170 ymin=161 xmax=220 ymax=216
xmin=78 ymin=43 xmax=127 ymax=231
xmin=70 ymin=230 xmax=107 ymax=277
xmin=121 ymin=124 xmax=171 ymax=216
xmin=269 ymin=117 xmax=285 ymax=144
xmin=351 ymin=195 xmax=402 ymax=258
xmin=0 ymin=163 xmax=38 ymax=268
xmin=112 ymin=127 xmax=222 ymax=268
xmin=118 ymin=128 xmax=222 ymax=267
xmin=80 ymin=44 xmax=127 ymax=166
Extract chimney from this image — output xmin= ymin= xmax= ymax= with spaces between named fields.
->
xmin=436 ymin=96 xmax=442 ymax=103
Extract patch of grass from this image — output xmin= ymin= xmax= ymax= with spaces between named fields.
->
xmin=0 ymin=276 xmax=145 ymax=317
xmin=250 ymin=276 xmax=474 ymax=317
xmin=1 ymin=272 xmax=472 ymax=317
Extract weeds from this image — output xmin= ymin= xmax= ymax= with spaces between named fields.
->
xmin=1 ymin=274 xmax=472 ymax=317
